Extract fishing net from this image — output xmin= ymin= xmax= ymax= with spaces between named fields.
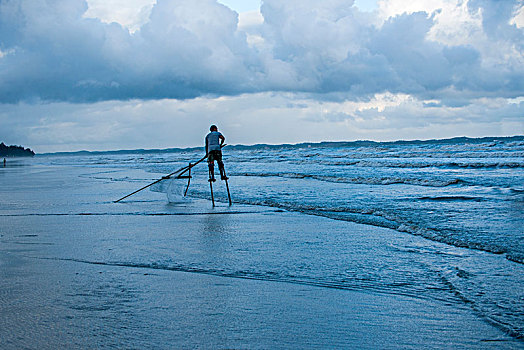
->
xmin=150 ymin=177 xmax=189 ymax=203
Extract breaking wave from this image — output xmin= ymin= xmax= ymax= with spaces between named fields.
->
xmin=234 ymin=172 xmax=465 ymax=187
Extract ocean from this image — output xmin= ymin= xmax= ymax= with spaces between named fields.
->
xmin=31 ymin=136 xmax=524 ymax=341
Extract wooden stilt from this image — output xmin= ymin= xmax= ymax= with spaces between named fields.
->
xmin=222 ymin=167 xmax=232 ymax=206
xmin=209 ymin=180 xmax=215 ymax=207
xmin=225 ymin=179 xmax=232 ymax=206
xmin=208 ymin=165 xmax=215 ymax=207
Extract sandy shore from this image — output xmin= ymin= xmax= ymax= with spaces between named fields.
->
xmin=0 ymin=162 xmax=520 ymax=349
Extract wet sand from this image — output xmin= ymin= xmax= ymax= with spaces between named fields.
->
xmin=0 ymin=163 xmax=520 ymax=349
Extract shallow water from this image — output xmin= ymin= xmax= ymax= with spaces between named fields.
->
xmin=6 ymin=136 xmax=524 ymax=344
xmin=38 ymin=137 xmax=523 ymax=262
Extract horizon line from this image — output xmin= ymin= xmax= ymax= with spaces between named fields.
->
xmin=36 ymin=135 xmax=524 ymax=156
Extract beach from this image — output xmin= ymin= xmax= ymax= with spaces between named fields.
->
xmin=1 ymin=153 xmax=522 ymax=349
xmin=2 ymin=0 xmax=523 ymax=346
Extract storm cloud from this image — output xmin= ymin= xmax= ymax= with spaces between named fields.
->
xmin=1 ymin=0 xmax=523 ymax=104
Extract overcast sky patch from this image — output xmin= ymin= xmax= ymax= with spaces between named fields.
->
xmin=0 ymin=0 xmax=522 ymax=151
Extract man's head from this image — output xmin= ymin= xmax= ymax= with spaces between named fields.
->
xmin=210 ymin=125 xmax=218 ymax=132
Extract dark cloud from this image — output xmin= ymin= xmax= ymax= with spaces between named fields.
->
xmin=0 ymin=0 xmax=522 ymax=103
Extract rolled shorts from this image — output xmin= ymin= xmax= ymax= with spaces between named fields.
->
xmin=208 ymin=150 xmax=223 ymax=164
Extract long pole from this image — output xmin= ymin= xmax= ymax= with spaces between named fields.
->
xmin=113 ymin=145 xmax=227 ymax=203
xmin=222 ymin=167 xmax=232 ymax=206
xmin=225 ymin=179 xmax=232 ymax=206
xmin=209 ymin=181 xmax=215 ymax=207
xmin=113 ymin=165 xmax=188 ymax=203
xmin=184 ymin=163 xmax=192 ymax=196
xmin=114 ymin=156 xmax=204 ymax=203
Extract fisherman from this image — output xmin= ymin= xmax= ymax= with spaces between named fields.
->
xmin=205 ymin=125 xmax=227 ymax=182
xmin=3 ymin=158 xmax=5 ymax=167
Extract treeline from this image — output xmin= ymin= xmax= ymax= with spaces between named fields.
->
xmin=0 ymin=142 xmax=35 ymax=157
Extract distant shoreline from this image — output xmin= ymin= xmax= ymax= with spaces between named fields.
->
xmin=37 ymin=135 xmax=524 ymax=157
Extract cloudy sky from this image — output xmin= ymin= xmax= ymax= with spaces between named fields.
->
xmin=0 ymin=0 xmax=522 ymax=152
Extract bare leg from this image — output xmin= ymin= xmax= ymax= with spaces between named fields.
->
xmin=217 ymin=160 xmax=228 ymax=180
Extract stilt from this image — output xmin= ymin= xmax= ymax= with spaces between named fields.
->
xmin=208 ymin=165 xmax=215 ymax=207
xmin=209 ymin=180 xmax=215 ymax=207
xmin=222 ymin=168 xmax=232 ymax=206
xmin=225 ymin=179 xmax=232 ymax=206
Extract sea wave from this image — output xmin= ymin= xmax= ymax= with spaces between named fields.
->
xmin=44 ymin=257 xmax=452 ymax=306
xmin=233 ymin=172 xmax=464 ymax=187
xmin=194 ymin=194 xmax=522 ymax=264
xmin=257 ymin=159 xmax=524 ymax=169
xmin=350 ymin=161 xmax=524 ymax=169
xmin=44 ymin=254 xmax=524 ymax=338
xmin=417 ymin=196 xmax=487 ymax=202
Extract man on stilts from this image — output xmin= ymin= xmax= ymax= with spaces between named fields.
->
xmin=113 ymin=125 xmax=231 ymax=205
xmin=205 ymin=125 xmax=227 ymax=182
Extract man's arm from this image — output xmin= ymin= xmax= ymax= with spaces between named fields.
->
xmin=219 ymin=134 xmax=225 ymax=146
xmin=205 ymin=136 xmax=208 ymax=155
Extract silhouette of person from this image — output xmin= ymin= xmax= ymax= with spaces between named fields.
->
xmin=205 ymin=125 xmax=227 ymax=182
